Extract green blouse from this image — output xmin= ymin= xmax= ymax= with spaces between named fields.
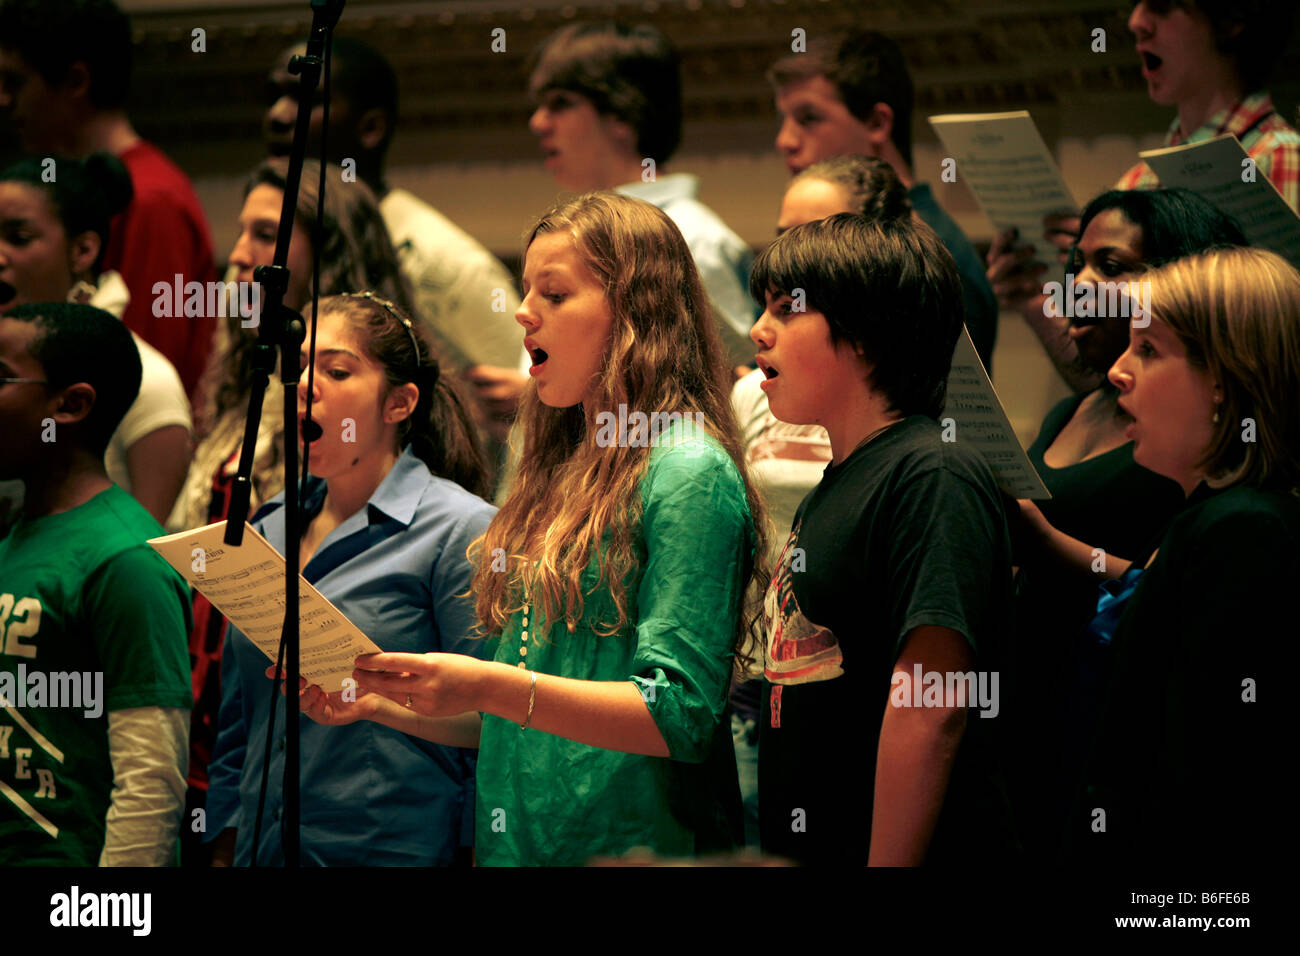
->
xmin=474 ymin=425 xmax=754 ymax=866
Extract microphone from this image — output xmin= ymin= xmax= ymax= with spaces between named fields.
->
xmin=301 ymin=417 xmax=323 ymax=443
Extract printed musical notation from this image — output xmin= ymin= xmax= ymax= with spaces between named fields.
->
xmin=147 ymin=521 xmax=382 ymax=692
xmin=930 ymin=110 xmax=1077 ymax=269
xmin=943 ymin=327 xmax=1052 ymax=500
xmin=1141 ymin=134 xmax=1300 ymax=271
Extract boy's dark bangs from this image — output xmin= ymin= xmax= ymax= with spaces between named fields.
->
xmin=749 ymin=229 xmax=833 ymax=309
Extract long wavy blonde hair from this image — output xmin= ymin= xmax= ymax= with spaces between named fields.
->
xmin=470 ymin=192 xmax=770 ymax=662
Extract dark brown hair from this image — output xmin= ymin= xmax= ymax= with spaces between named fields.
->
xmin=792 ymin=154 xmax=912 ymax=223
xmin=199 ymin=158 xmax=414 ymax=433
xmin=1137 ymin=1 xmax=1293 ymax=92
xmin=321 ymin=293 xmax=491 ymax=499
xmin=750 ymin=212 xmax=963 ymax=420
xmin=767 ymin=30 xmax=915 ymax=167
xmin=528 ymin=22 xmax=682 ymax=164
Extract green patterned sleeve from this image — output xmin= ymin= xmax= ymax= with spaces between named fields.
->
xmin=628 ymin=435 xmax=753 ymax=762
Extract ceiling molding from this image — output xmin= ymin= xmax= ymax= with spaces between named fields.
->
xmin=83 ymin=1 xmax=1145 ymax=173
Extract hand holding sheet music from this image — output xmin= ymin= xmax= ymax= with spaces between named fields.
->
xmin=148 ymin=521 xmax=383 ymax=692
xmin=930 ymin=110 xmax=1078 ymax=268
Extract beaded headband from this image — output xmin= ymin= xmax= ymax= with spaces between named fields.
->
xmin=340 ymin=291 xmax=422 ymax=370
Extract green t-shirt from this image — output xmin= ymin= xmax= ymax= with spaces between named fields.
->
xmin=476 ymin=427 xmax=754 ymax=865
xmin=0 ymin=484 xmax=192 ymax=866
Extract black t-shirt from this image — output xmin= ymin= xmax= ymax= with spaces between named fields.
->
xmin=758 ymin=415 xmax=1016 ymax=864
xmin=1066 ymin=484 xmax=1296 ymax=867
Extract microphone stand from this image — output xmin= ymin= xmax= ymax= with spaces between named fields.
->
xmin=224 ymin=0 xmax=346 ymax=868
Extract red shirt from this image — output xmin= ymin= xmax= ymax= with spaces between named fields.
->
xmin=102 ymin=140 xmax=218 ymax=401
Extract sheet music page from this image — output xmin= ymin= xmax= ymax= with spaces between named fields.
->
xmin=148 ymin=521 xmax=383 ymax=692
xmin=1141 ymin=133 xmax=1300 ymax=269
xmin=944 ymin=326 xmax=1052 ymax=500
xmin=930 ymin=110 xmax=1077 ymax=267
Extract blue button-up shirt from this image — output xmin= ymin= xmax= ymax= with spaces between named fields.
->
xmin=616 ymin=173 xmax=757 ymax=368
xmin=204 ymin=447 xmax=497 ymax=865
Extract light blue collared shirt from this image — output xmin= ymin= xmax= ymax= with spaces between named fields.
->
xmin=204 ymin=446 xmax=497 ymax=865
xmin=616 ymin=173 xmax=757 ymax=367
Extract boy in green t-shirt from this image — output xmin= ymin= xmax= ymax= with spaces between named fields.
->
xmin=0 ymin=302 xmax=192 ymax=866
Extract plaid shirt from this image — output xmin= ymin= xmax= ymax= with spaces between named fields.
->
xmin=1117 ymin=91 xmax=1300 ymax=212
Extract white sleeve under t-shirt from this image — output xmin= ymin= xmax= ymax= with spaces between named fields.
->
xmin=99 ymin=706 xmax=190 ymax=867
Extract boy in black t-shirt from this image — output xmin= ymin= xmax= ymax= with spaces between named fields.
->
xmin=749 ymin=213 xmax=1016 ymax=865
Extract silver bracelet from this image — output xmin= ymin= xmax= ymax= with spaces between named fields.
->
xmin=520 ymin=671 xmax=538 ymax=730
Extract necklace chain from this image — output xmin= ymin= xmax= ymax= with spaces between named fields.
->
xmin=847 ymin=418 xmax=902 ymax=458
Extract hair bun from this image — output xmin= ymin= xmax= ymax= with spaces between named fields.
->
xmin=872 ymin=175 xmax=912 ymax=223
xmin=83 ymin=152 xmax=134 ymax=217
xmin=796 ymin=154 xmax=912 ymax=225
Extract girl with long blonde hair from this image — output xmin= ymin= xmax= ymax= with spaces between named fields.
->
xmin=294 ymin=192 xmax=770 ymax=865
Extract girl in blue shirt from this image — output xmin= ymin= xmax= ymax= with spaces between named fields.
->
xmin=204 ymin=293 xmax=497 ymax=866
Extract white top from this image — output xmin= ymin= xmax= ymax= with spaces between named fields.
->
xmin=380 ymin=188 xmax=527 ymax=371
xmin=731 ymin=367 xmax=832 ymax=566
xmin=99 ymin=706 xmax=190 ymax=866
xmin=89 ymin=272 xmax=193 ymax=494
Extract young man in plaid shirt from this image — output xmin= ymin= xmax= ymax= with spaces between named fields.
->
xmin=1117 ymin=0 xmax=1299 ymax=210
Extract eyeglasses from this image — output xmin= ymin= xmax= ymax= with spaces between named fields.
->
xmin=0 ymin=377 xmax=47 ymax=386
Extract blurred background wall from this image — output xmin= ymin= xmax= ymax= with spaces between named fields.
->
xmin=8 ymin=0 xmax=1297 ymax=442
